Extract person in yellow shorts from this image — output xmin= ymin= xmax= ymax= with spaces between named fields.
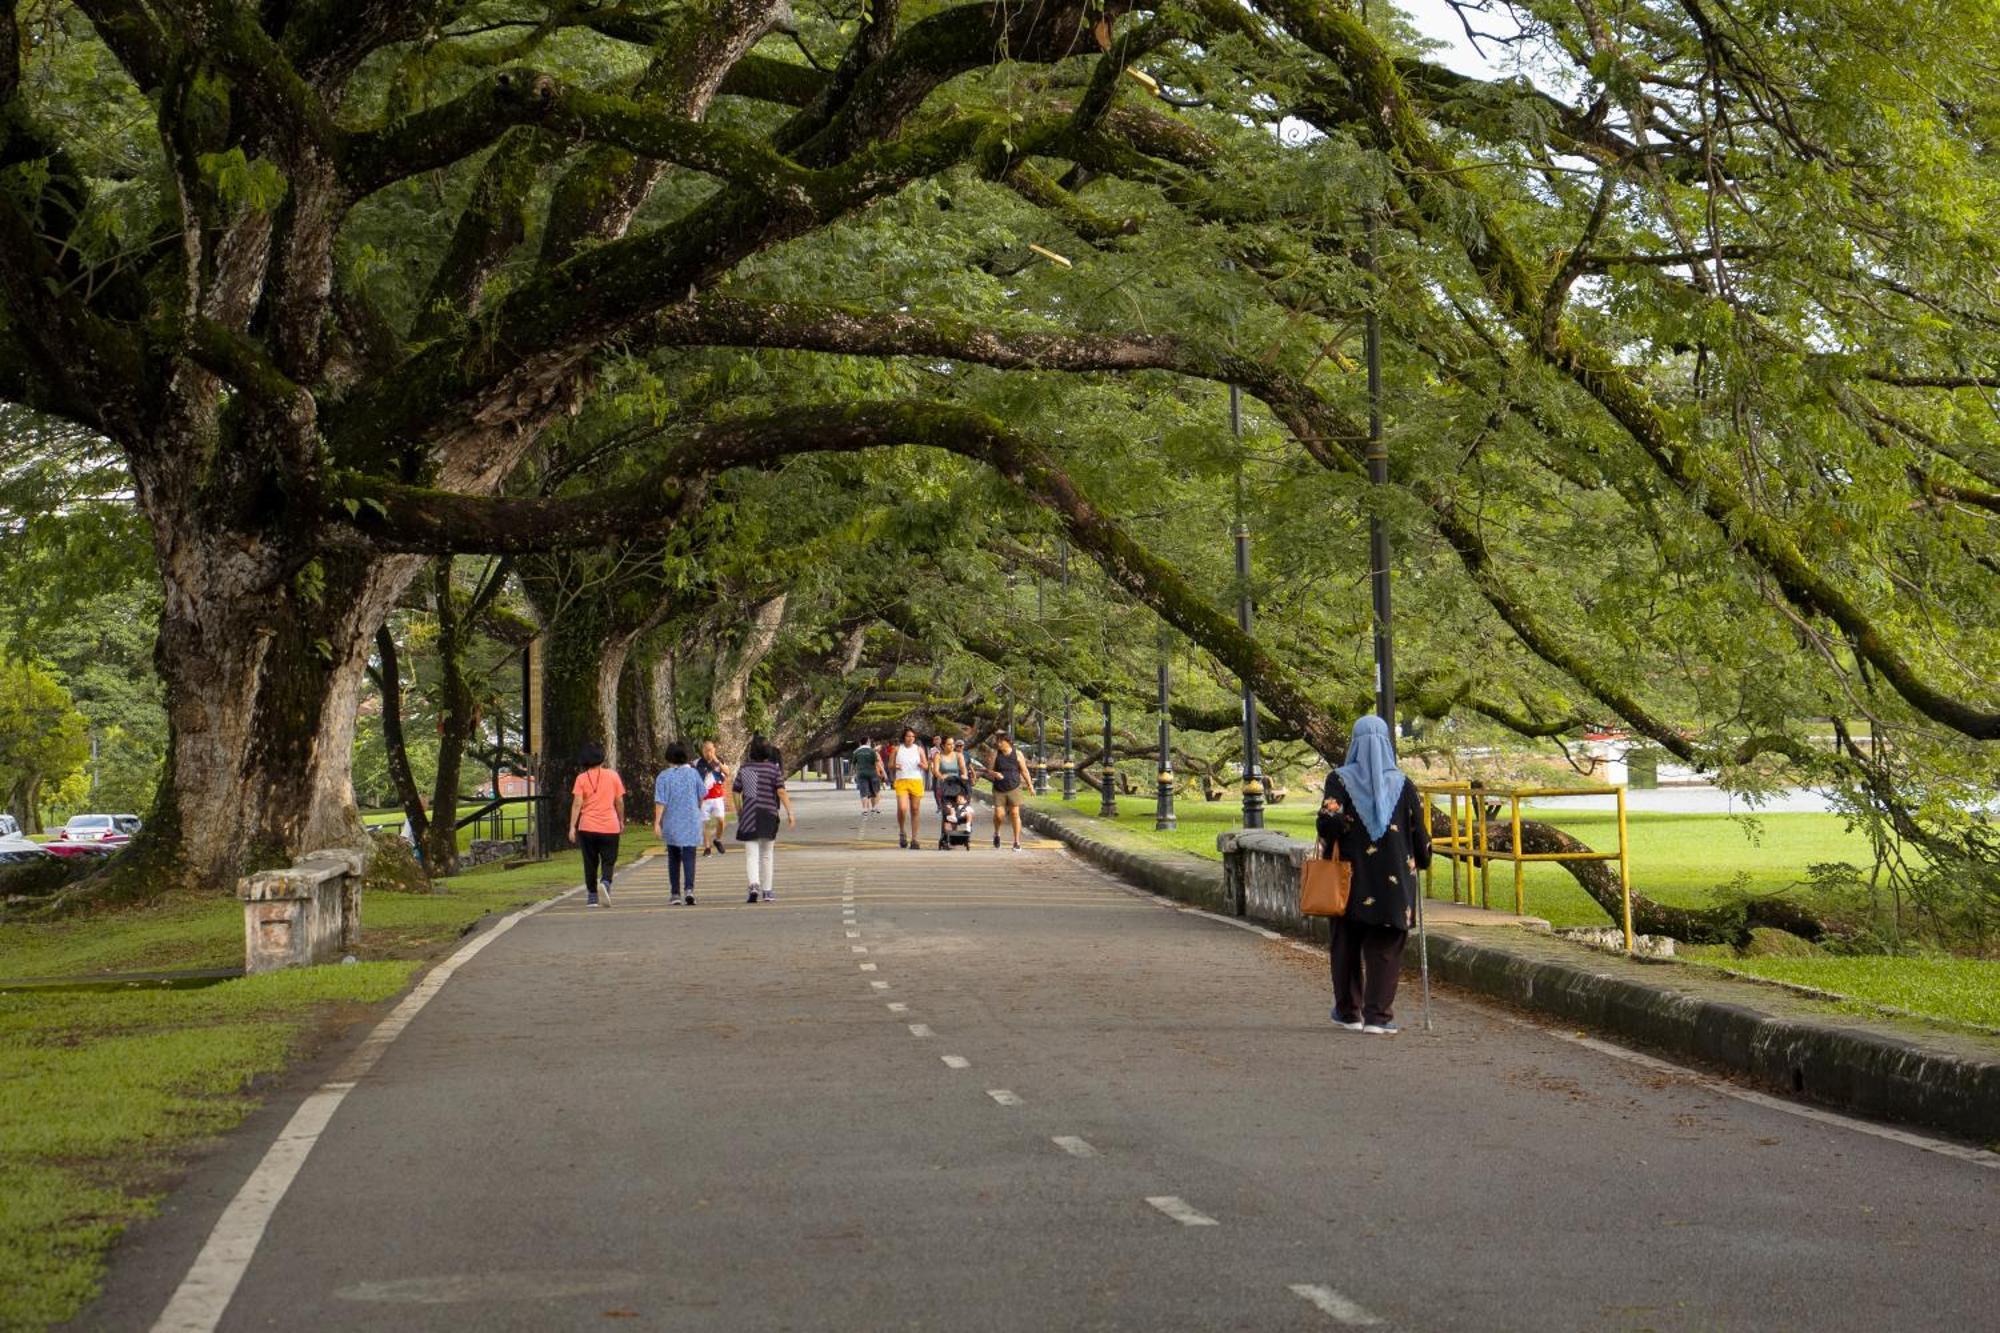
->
xmin=890 ymin=726 xmax=929 ymax=849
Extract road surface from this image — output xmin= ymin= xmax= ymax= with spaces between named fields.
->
xmin=91 ymin=786 xmax=2000 ymax=1331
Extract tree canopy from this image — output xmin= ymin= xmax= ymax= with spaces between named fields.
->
xmin=0 ymin=1 xmax=1994 ymax=937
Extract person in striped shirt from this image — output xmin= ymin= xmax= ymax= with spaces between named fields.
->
xmin=731 ymin=735 xmax=795 ymax=902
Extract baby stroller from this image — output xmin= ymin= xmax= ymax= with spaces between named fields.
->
xmin=936 ymin=774 xmax=974 ymax=850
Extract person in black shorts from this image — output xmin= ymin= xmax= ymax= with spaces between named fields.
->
xmin=983 ymin=733 xmax=1030 ymax=851
xmin=850 ymin=738 xmax=882 ymax=815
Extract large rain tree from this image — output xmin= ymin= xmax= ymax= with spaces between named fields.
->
xmin=2 ymin=1 xmax=1995 ymax=928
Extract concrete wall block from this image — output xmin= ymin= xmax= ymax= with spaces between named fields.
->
xmin=238 ymin=844 xmax=370 ymax=973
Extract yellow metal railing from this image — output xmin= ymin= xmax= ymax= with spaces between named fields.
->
xmin=1417 ymin=782 xmax=1634 ymax=953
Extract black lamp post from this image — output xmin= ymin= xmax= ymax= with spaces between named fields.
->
xmin=1365 ymin=213 xmax=1396 ymax=731
xmin=1033 ymin=560 xmax=1050 ymax=794
xmin=1059 ymin=540 xmax=1074 ymax=800
xmin=1099 ymin=698 xmax=1118 ymax=817
xmin=1231 ymin=384 xmax=1265 ymax=829
xmin=1155 ymin=638 xmax=1176 ymax=832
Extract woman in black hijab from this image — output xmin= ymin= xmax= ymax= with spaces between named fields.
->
xmin=1316 ymin=715 xmax=1432 ymax=1035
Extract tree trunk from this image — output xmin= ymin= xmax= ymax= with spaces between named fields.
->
xmin=142 ymin=537 xmax=420 ymax=895
xmin=424 ymin=559 xmax=475 ymax=876
xmin=709 ymin=594 xmax=787 ymax=765
xmin=651 ymin=649 xmax=682 ymax=750
xmin=374 ymin=626 xmax=430 ymax=851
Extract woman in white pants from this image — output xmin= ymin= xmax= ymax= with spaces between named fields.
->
xmin=731 ymin=735 xmax=796 ymax=902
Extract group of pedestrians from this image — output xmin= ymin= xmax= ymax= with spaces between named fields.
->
xmin=573 ymin=712 xmax=1426 ymax=1040
xmin=849 ymin=728 xmax=1034 ymax=851
xmin=565 ymin=736 xmax=795 ymax=908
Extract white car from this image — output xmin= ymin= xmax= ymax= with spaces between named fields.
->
xmin=0 ymin=812 xmax=18 ymax=837
xmin=0 ymin=832 xmax=51 ymax=864
xmin=59 ymin=814 xmax=139 ymax=843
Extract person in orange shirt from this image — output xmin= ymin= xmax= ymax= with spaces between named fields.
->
xmin=568 ymin=743 xmax=627 ymax=907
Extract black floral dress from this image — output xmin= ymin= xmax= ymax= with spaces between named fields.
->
xmin=1315 ymin=773 xmax=1433 ymax=931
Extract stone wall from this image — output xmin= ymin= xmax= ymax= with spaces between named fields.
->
xmin=238 ymin=847 xmax=366 ymax=973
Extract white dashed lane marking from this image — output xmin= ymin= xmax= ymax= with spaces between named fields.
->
xmin=846 ymin=930 xmax=861 ymax=938
xmin=869 ymin=980 xmax=889 ymax=990
xmin=987 ymin=1089 xmax=1023 ymax=1107
xmin=859 ymin=963 xmax=878 ymax=971
xmin=886 ymin=1002 xmax=908 ymax=1013
xmin=1051 ymin=1136 xmax=1098 ymax=1158
xmin=941 ymin=1055 xmax=970 ymax=1069
xmin=1145 ymin=1196 xmax=1218 ymax=1227
xmin=1289 ymin=1284 xmax=1385 ymax=1326
xmin=908 ymin=1024 xmax=934 ymax=1038
xmin=852 ymin=946 xmax=868 ymax=953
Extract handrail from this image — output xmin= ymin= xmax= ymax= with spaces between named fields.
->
xmin=452 ymin=793 xmax=545 ymax=831
xmin=1417 ymin=783 xmax=1634 ymax=954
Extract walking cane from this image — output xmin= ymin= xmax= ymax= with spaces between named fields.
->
xmin=1415 ymin=881 xmax=1434 ymax=1033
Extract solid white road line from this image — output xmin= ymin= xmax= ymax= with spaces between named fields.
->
xmin=150 ymin=880 xmax=588 ymax=1333
xmin=1052 ymin=1136 xmax=1099 ymax=1158
xmin=987 ymin=1089 xmax=1024 ymax=1106
xmin=1145 ymin=1196 xmax=1218 ymax=1226
xmin=886 ymin=1002 xmax=909 ymax=1013
xmin=1289 ymin=1284 xmax=1385 ymax=1326
xmin=908 ymin=1024 xmax=934 ymax=1038
xmin=941 ymin=1055 xmax=970 ymax=1069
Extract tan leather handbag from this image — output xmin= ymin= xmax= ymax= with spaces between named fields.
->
xmin=1299 ymin=842 xmax=1352 ymax=917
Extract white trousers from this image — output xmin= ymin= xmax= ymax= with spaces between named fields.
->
xmin=743 ymin=839 xmax=777 ymax=891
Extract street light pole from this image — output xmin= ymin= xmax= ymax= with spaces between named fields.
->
xmin=1155 ymin=640 xmax=1177 ymax=831
xmin=1231 ymin=385 xmax=1265 ymax=829
xmin=1060 ymin=540 xmax=1074 ymax=800
xmin=1099 ymin=697 xmax=1118 ymax=817
xmin=1364 ymin=211 xmax=1396 ymax=732
xmin=1034 ymin=561 xmax=1049 ymax=794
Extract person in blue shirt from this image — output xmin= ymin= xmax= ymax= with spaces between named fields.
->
xmin=652 ymin=741 xmax=707 ymax=905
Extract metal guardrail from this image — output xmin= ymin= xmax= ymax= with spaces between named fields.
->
xmin=453 ymin=794 xmax=545 ymax=844
xmin=1418 ymin=782 xmax=1634 ymax=953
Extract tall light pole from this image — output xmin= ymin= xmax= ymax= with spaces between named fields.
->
xmin=1231 ymin=384 xmax=1264 ymax=829
xmin=1365 ymin=212 xmax=1396 ymax=732
xmin=1059 ymin=540 xmax=1075 ymax=800
xmin=1033 ymin=558 xmax=1049 ymax=794
xmin=1099 ymin=697 xmax=1118 ymax=817
xmin=1155 ymin=633 xmax=1176 ymax=831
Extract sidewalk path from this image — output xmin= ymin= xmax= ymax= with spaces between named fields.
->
xmin=93 ymin=786 xmax=1998 ymax=1331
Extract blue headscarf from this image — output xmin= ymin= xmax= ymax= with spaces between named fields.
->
xmin=1335 ymin=714 xmax=1406 ymax=842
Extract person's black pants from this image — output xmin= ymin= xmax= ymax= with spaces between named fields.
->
xmin=1330 ymin=917 xmax=1408 ymax=1026
xmin=579 ymin=830 xmax=620 ymax=891
xmin=666 ymin=844 xmax=697 ymax=895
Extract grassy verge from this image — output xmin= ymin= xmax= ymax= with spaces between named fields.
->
xmin=1056 ymin=797 xmax=1874 ymax=928
xmin=0 ymin=851 xmax=583 ymax=1331
xmin=1686 ymin=955 xmax=2000 ymax=1031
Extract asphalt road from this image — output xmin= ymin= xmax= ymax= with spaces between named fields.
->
xmin=89 ymin=786 xmax=1999 ymax=1331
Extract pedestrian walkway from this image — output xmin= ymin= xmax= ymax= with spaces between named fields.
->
xmin=96 ymin=787 xmax=1999 ymax=1331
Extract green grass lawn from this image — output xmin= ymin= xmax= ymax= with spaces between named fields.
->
xmin=0 ymin=851 xmax=583 ymax=1331
xmin=1694 ymin=956 xmax=2000 ymax=1030
xmin=1058 ymin=797 xmax=1874 ymax=929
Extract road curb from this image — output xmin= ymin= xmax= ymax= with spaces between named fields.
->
xmin=1022 ymin=800 xmax=2000 ymax=1144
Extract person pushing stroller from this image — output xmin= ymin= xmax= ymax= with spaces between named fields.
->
xmin=936 ymin=770 xmax=975 ymax=849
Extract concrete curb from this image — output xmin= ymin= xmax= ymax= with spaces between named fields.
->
xmin=1023 ymin=800 xmax=2000 ymax=1144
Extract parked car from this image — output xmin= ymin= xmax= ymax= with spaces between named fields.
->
xmin=59 ymin=813 xmax=138 ymax=844
xmin=0 ymin=832 xmax=51 ymax=863
xmin=42 ymin=839 xmax=118 ymax=860
xmin=0 ymin=813 xmax=19 ymax=837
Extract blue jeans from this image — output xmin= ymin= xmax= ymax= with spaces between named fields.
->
xmin=666 ymin=844 xmax=697 ymax=895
